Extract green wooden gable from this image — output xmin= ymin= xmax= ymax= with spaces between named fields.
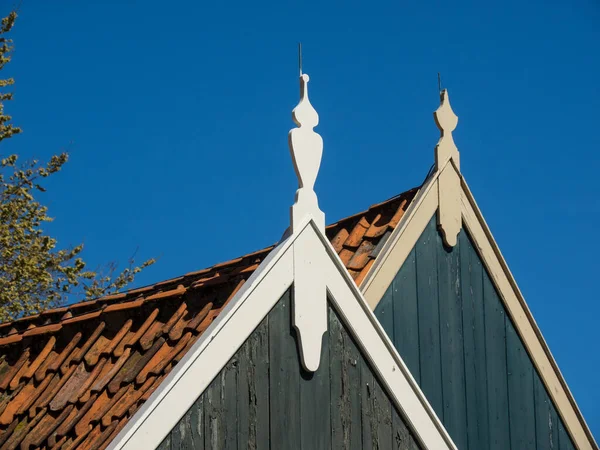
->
xmin=374 ymin=215 xmax=575 ymax=450
xmin=158 ymin=290 xmax=422 ymax=450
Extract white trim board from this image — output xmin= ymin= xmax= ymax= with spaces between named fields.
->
xmin=361 ymin=162 xmax=598 ymax=450
xmin=107 ymin=219 xmax=456 ymax=450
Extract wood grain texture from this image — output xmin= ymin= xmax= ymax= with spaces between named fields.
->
xmin=238 ymin=316 xmax=269 ymax=450
xmin=507 ymin=319 xmax=536 ymax=449
xmin=300 ymin=320 xmax=331 ymax=450
xmin=204 ymin=370 xmax=226 ymax=449
xmin=171 ymin=395 xmax=203 ymax=450
xmin=375 ymin=284 xmax=394 ymax=343
xmin=374 ymin=376 xmax=393 ymax=450
xmin=157 ymin=435 xmax=171 ymax=450
xmin=415 ymin=218 xmax=443 ymax=418
xmin=330 ymin=307 xmax=362 ymax=450
xmin=459 ymin=230 xmax=490 ymax=450
xmin=559 ymin=420 xmax=576 ymax=450
xmin=483 ymin=271 xmax=511 ymax=450
xmin=391 ymin=247 xmax=420 ymax=381
xmin=360 ymin=356 xmax=375 ymax=450
xmin=161 ymin=290 xmax=421 ymax=450
xmin=436 ymin=230 xmax=467 ymax=450
xmin=373 ymin=217 xmax=577 ymax=450
xmin=268 ymin=290 xmax=300 ymax=450
xmin=392 ymin=404 xmax=420 ymax=450
xmin=534 ymin=371 xmax=559 ymax=449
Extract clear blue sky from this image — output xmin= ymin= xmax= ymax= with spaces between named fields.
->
xmin=3 ymin=0 xmax=599 ymax=440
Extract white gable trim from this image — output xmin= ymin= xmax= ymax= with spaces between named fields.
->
xmin=361 ymin=161 xmax=598 ymax=450
xmin=107 ymin=219 xmax=456 ymax=450
xmin=360 ymin=163 xmax=441 ymax=308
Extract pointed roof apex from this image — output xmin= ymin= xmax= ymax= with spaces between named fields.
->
xmin=434 ymin=89 xmax=460 ymax=170
xmin=288 ymin=72 xmax=325 ymax=234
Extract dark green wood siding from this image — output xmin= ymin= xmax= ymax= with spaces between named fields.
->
xmin=374 ymin=215 xmax=575 ymax=450
xmin=160 ymin=290 xmax=422 ymax=450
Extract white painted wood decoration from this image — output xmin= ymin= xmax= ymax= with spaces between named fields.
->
xmin=289 ymin=73 xmax=325 ymax=233
xmin=288 ymin=73 xmax=327 ymax=372
xmin=434 ymin=89 xmax=462 ymax=247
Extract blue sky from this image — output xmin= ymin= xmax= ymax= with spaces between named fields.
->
xmin=2 ymin=0 xmax=599 ymax=440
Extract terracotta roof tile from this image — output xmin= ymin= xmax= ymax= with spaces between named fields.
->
xmin=353 ymin=258 xmax=375 ymax=286
xmin=35 ymin=333 xmax=81 ymax=383
xmin=330 ymin=228 xmax=349 ymax=253
xmin=0 ymin=350 xmax=29 ymax=390
xmin=338 ymin=248 xmax=355 ymax=265
xmin=0 ymin=187 xmax=418 ymax=449
xmin=103 ymin=298 xmax=144 ymax=313
xmin=347 ymin=240 xmax=376 ymax=271
xmin=344 ymin=217 xmax=370 ymax=248
xmin=24 ymin=337 xmax=55 ymax=380
xmin=22 ymin=323 xmax=63 ymax=338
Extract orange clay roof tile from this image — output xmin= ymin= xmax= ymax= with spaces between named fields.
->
xmin=0 ymin=187 xmax=418 ymax=449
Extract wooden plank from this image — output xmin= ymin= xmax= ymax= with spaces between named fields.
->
xmin=204 ymin=356 xmax=239 ymax=450
xmin=237 ymin=316 xmax=269 ymax=450
xmin=360 ymin=357 xmax=375 ymax=450
xmin=222 ymin=354 xmax=238 ymax=449
xmin=157 ymin=434 xmax=171 ymax=450
xmin=237 ymin=338 xmax=251 ymax=450
xmin=200 ymin=350 xmax=238 ymax=450
xmin=483 ymin=271 xmax=511 ymax=450
xmin=189 ymin=395 xmax=204 ymax=450
xmin=300 ymin=306 xmax=331 ymax=450
xmin=506 ymin=319 xmax=536 ymax=449
xmin=534 ymin=370 xmax=559 ymax=450
xmin=170 ymin=416 xmax=184 ymax=449
xmin=269 ymin=290 xmax=300 ymax=450
xmin=204 ymin=372 xmax=224 ymax=450
xmin=436 ymin=230 xmax=468 ymax=450
xmin=415 ymin=217 xmax=443 ymax=418
xmin=549 ymin=401 xmax=561 ymax=450
xmin=373 ymin=376 xmax=392 ymax=450
xmin=171 ymin=396 xmax=204 ymax=450
xmin=460 ymin=231 xmax=489 ymax=450
xmin=329 ymin=306 xmax=346 ymax=450
xmin=392 ymin=406 xmax=420 ymax=450
xmin=374 ymin=284 xmax=394 ymax=343
xmin=331 ymin=304 xmax=364 ymax=450
xmin=341 ymin=308 xmax=363 ymax=450
xmin=392 ymin=247 xmax=420 ymax=381
xmin=559 ymin=420 xmax=576 ymax=450
xmin=254 ymin=318 xmax=270 ymax=450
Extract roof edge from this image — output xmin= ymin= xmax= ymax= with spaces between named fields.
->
xmin=460 ymin=177 xmax=599 ymax=450
xmin=361 ymin=160 xmax=598 ymax=450
xmin=107 ymin=218 xmax=456 ymax=450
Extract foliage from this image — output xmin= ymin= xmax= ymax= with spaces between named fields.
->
xmin=0 ymin=12 xmax=154 ymax=321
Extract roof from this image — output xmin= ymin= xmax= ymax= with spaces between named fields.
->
xmin=0 ymin=187 xmax=417 ymax=450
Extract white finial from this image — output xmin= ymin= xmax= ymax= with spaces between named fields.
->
xmin=288 ymin=71 xmax=327 ymax=373
xmin=434 ymin=89 xmax=460 ymax=170
xmin=288 ymin=73 xmax=325 ymax=233
xmin=433 ymin=89 xmax=461 ymax=247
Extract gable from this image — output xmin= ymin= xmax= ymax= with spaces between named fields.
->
xmin=108 ymin=220 xmax=455 ymax=450
xmin=158 ymin=291 xmax=422 ymax=450
xmin=375 ymin=214 xmax=576 ymax=450
xmin=360 ymin=163 xmax=598 ymax=450
xmin=0 ymin=190 xmax=415 ymax=450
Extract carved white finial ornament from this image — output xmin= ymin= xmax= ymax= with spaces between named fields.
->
xmin=288 ymin=73 xmax=327 ymax=372
xmin=289 ymin=74 xmax=325 ymax=233
xmin=434 ymin=89 xmax=462 ymax=247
